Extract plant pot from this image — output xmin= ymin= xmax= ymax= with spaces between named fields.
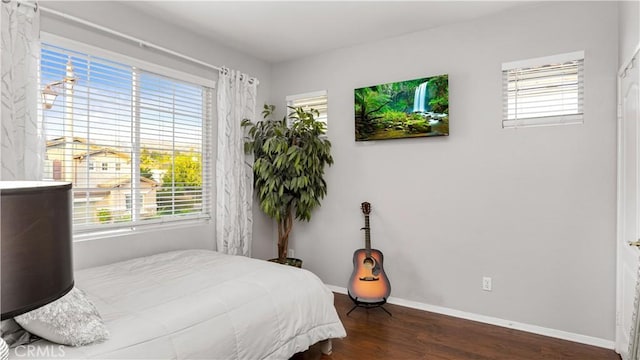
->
xmin=268 ymin=257 xmax=303 ymax=268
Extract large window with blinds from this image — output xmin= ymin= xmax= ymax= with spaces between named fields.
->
xmin=502 ymin=51 xmax=584 ymax=128
xmin=40 ymin=40 xmax=213 ymax=233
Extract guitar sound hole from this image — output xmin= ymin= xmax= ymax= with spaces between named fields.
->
xmin=359 ymin=276 xmax=379 ymax=281
xmin=363 ymin=258 xmax=374 ymax=266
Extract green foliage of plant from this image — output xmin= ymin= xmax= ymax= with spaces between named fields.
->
xmin=96 ymin=208 xmax=112 ymax=223
xmin=141 ymin=147 xmax=202 ymax=187
xmin=140 ymin=148 xmax=166 ymax=179
xmin=162 ymin=153 xmax=202 ymax=190
xmin=147 ymin=150 xmax=203 ymax=216
xmin=243 ymin=104 xmax=333 ymax=262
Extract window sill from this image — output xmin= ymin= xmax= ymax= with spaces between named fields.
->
xmin=502 ymin=114 xmax=584 ymax=129
xmin=73 ymin=216 xmax=211 ymax=243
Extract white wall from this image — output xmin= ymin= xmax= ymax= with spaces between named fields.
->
xmin=269 ymin=2 xmax=618 ymax=341
xmin=619 ymin=0 xmax=639 ymax=69
xmin=40 ymin=1 xmax=273 ymax=269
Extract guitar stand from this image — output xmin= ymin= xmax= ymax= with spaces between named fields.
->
xmin=347 ymin=295 xmax=392 ymax=317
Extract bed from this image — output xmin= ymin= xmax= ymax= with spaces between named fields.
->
xmin=10 ymin=249 xmax=346 ymax=359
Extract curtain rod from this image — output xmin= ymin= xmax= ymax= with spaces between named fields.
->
xmin=11 ymin=1 xmax=259 ymax=84
xmin=37 ymin=5 xmax=223 ymax=72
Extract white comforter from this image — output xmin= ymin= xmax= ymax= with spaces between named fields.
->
xmin=13 ymin=250 xmax=346 ymax=359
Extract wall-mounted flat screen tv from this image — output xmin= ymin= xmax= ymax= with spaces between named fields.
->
xmin=354 ymin=74 xmax=449 ymax=141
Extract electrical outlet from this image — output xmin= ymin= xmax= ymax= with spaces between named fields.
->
xmin=288 ymin=249 xmax=294 ymax=258
xmin=482 ymin=277 xmax=492 ymax=291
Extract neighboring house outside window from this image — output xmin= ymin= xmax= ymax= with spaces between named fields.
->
xmin=40 ymin=37 xmax=213 ymax=233
xmin=52 ymin=160 xmax=62 ymax=180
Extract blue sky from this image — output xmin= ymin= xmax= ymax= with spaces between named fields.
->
xmin=41 ymin=43 xmax=204 ymax=155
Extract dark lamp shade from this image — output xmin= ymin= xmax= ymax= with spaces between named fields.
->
xmin=1 ymin=181 xmax=74 ymax=320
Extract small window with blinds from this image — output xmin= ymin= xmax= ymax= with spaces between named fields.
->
xmin=286 ymin=90 xmax=328 ymax=129
xmin=40 ymin=42 xmax=213 ymax=233
xmin=502 ymin=51 xmax=584 ymax=128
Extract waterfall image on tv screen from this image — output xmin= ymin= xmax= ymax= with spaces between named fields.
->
xmin=354 ymin=74 xmax=449 ymax=141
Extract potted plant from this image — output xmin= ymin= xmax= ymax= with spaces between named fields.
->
xmin=242 ymin=104 xmax=333 ymax=266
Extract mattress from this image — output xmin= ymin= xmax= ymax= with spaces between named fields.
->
xmin=10 ymin=249 xmax=346 ymax=359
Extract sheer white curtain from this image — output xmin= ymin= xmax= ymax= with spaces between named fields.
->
xmin=631 ymin=285 xmax=639 ymax=359
xmin=630 ymin=265 xmax=640 ymax=359
xmin=1 ymin=0 xmax=41 ymax=181
xmin=216 ymin=68 xmax=257 ymax=256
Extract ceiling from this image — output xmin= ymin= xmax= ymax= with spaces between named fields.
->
xmin=123 ymin=1 xmax=530 ymax=64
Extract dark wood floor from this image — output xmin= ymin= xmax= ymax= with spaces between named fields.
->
xmin=311 ymin=293 xmax=620 ymax=360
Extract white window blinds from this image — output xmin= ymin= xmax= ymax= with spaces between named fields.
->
xmin=502 ymin=51 xmax=584 ymax=128
xmin=286 ymin=90 xmax=328 ymax=127
xmin=40 ymin=42 xmax=213 ymax=233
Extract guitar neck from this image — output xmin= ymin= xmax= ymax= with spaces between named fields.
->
xmin=364 ymin=214 xmax=372 ymax=251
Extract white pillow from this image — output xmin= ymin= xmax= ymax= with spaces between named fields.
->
xmin=14 ymin=287 xmax=109 ymax=347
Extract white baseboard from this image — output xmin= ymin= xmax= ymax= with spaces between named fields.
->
xmin=326 ymin=285 xmax=614 ymax=350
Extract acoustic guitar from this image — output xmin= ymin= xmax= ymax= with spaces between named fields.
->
xmin=347 ymin=202 xmax=391 ymax=303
